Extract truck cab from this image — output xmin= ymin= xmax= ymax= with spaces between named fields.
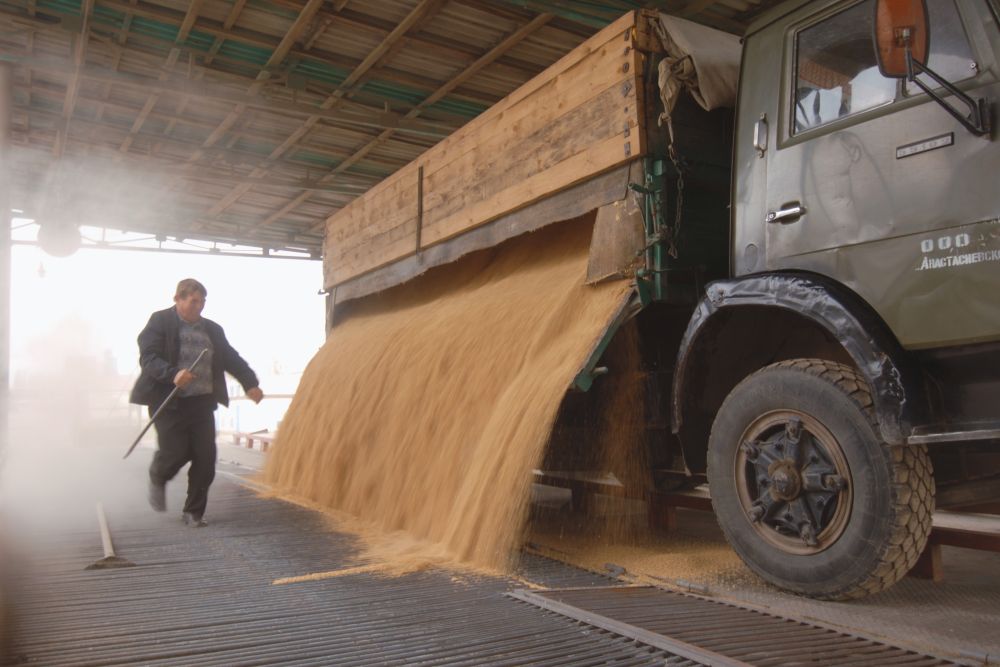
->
xmin=666 ymin=0 xmax=1000 ymax=598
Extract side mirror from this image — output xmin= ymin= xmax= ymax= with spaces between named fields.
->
xmin=872 ymin=0 xmax=990 ymax=136
xmin=873 ymin=0 xmax=929 ymax=78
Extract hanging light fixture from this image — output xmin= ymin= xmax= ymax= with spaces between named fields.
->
xmin=36 ymin=220 xmax=81 ymax=257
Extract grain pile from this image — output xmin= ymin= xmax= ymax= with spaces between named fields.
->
xmin=264 ymin=218 xmax=630 ymax=573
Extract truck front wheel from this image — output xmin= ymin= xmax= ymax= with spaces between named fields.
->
xmin=707 ymin=359 xmax=933 ymax=599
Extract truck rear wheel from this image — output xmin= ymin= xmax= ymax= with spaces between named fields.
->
xmin=707 ymin=359 xmax=933 ymax=599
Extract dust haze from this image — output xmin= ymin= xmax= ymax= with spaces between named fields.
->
xmin=10 ymin=145 xmax=191 ymax=245
xmin=0 ymin=314 xmax=145 ymax=534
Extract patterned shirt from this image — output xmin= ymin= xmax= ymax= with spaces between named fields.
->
xmin=177 ymin=317 xmax=214 ymax=397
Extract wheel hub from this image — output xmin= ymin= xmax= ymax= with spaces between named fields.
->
xmin=768 ymin=461 xmax=801 ymax=501
xmin=735 ymin=411 xmax=853 ymax=555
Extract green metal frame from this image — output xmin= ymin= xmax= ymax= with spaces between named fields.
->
xmin=631 ymin=157 xmax=670 ymax=306
xmin=571 ymin=157 xmax=672 ymax=392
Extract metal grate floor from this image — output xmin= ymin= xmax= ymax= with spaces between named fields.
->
xmin=3 ymin=469 xmax=690 ymax=667
xmin=514 ymin=586 xmax=962 ymax=667
xmin=0 ymin=446 xmax=983 ymax=667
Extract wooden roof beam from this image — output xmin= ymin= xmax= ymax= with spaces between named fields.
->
xmin=53 ymin=0 xmax=94 ymax=158
xmin=182 ymin=0 xmax=324 ymax=160
xmin=18 ymin=83 xmax=398 ymax=161
xmin=301 ymin=0 xmax=348 ymax=52
xmin=91 ymin=0 xmax=137 ymax=130
xmin=285 ymin=12 xmax=557 ymax=235
xmin=204 ymin=0 xmax=249 ymax=67
xmin=679 ymin=0 xmax=722 ymax=16
xmin=172 ymin=0 xmax=333 ymax=211
xmin=118 ymin=0 xmax=205 ymax=154
xmin=3 ymin=7 xmax=497 ymax=118
xmin=10 ymin=133 xmax=368 ymax=193
xmin=9 ymin=167 xmax=325 ymax=248
xmin=11 ymin=54 xmax=457 ymax=137
xmin=196 ymin=0 xmax=448 ymax=223
xmin=156 ymin=0 xmax=250 ymax=161
xmin=86 ymin=0 xmax=545 ymax=99
xmin=19 ymin=103 xmax=403 ymax=178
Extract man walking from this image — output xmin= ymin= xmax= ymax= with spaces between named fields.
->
xmin=130 ymin=279 xmax=263 ymax=526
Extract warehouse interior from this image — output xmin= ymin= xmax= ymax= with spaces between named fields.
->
xmin=2 ymin=0 xmax=1000 ymax=665
xmin=3 ymin=0 xmax=780 ymax=257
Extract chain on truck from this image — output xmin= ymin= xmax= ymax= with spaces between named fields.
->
xmin=560 ymin=0 xmax=1000 ymax=601
xmin=324 ymin=0 xmax=1000 ymax=600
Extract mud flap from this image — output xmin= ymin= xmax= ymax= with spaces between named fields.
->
xmin=586 ymin=197 xmax=645 ymax=286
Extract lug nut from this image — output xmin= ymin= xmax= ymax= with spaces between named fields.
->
xmin=823 ymin=474 xmax=846 ymax=491
xmin=786 ymin=418 xmax=802 ymax=442
xmin=748 ymin=506 xmax=765 ymax=523
xmin=799 ymin=521 xmax=818 ymax=547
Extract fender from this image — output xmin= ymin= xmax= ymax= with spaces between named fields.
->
xmin=672 ymin=272 xmax=922 ymax=445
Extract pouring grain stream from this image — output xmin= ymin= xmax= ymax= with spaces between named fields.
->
xmin=264 ymin=218 xmax=630 ymax=573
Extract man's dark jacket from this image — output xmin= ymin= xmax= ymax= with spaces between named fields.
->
xmin=129 ymin=306 xmax=259 ymax=410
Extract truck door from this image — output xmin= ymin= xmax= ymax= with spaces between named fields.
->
xmin=763 ymin=0 xmax=1000 ymax=349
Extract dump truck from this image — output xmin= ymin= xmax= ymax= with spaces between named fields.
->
xmin=320 ymin=0 xmax=1000 ymax=600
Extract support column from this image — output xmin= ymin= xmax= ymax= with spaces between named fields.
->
xmin=0 ymin=63 xmax=11 ymax=455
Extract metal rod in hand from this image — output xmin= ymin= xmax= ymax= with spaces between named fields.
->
xmin=123 ymin=348 xmax=208 ymax=459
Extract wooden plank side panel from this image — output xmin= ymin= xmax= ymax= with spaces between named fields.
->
xmin=323 ymin=15 xmax=636 ymax=254
xmin=322 ymin=159 xmax=421 ymax=284
xmin=421 ymin=73 xmax=637 ymax=227
xmin=422 ymin=130 xmax=634 ymax=248
xmin=406 ymin=11 xmax=639 ymax=179
xmin=327 ymin=175 xmax=419 ymax=255
xmin=324 ymin=11 xmax=645 ymax=288
xmin=422 ymin=83 xmax=639 ymax=245
xmin=325 ymin=163 xmax=419 ymax=246
xmin=323 ymin=180 xmax=420 ymax=288
xmin=419 ymin=32 xmax=636 ymax=197
xmin=328 ymin=116 xmax=634 ymax=284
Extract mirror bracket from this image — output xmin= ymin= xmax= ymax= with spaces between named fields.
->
xmin=905 ymin=47 xmax=991 ymax=137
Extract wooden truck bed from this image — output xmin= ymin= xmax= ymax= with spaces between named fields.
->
xmin=322 ymin=11 xmax=655 ymax=297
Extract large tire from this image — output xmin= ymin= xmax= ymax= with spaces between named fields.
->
xmin=707 ymin=359 xmax=934 ymax=600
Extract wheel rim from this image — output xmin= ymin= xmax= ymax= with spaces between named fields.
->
xmin=734 ymin=410 xmax=853 ymax=555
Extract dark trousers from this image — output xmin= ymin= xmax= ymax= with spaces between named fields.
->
xmin=149 ymin=395 xmax=217 ymax=519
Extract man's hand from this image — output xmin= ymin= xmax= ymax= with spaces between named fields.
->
xmin=246 ymin=387 xmax=264 ymax=404
xmin=173 ymin=369 xmax=196 ymax=388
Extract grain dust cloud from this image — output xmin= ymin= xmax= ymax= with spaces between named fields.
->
xmin=265 ymin=217 xmax=630 ymax=573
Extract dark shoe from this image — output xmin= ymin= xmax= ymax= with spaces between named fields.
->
xmin=182 ymin=512 xmax=208 ymax=527
xmin=148 ymin=480 xmax=166 ymax=512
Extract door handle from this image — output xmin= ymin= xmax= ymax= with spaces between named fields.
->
xmin=766 ymin=203 xmax=806 ymax=224
xmin=753 ymin=114 xmax=768 ymax=157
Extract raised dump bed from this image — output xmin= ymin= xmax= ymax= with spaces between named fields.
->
xmin=322 ymin=12 xmax=662 ymax=302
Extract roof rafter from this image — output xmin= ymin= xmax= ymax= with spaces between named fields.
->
xmin=9 ymin=51 xmax=457 ymax=137
xmin=52 ymin=0 xmax=94 ymax=158
xmin=195 ymin=0 xmax=450 ymax=225
xmin=84 ymin=0 xmax=536 ymax=105
xmin=117 ymin=0 xmax=205 ymax=154
xmin=17 ymin=101 xmax=405 ymax=177
xmin=272 ymin=11 xmax=557 ymax=235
